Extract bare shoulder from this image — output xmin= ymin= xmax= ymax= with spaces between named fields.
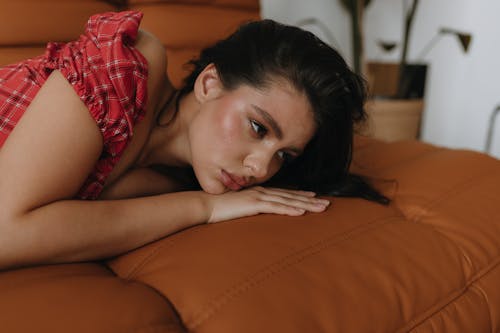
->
xmin=133 ymin=29 xmax=173 ymax=112
xmin=0 ymin=70 xmax=102 ymax=215
xmin=135 ymin=29 xmax=167 ymax=75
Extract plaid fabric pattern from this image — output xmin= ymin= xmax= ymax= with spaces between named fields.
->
xmin=0 ymin=11 xmax=148 ymax=199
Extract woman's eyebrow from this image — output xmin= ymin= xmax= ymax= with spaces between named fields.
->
xmin=251 ymin=104 xmax=303 ymax=155
xmin=251 ymin=104 xmax=283 ymax=139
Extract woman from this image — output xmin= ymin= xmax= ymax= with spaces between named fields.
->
xmin=0 ymin=11 xmax=387 ymax=270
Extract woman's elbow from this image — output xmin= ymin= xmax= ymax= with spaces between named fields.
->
xmin=0 ymin=218 xmax=19 ymax=271
xmin=0 ymin=211 xmax=31 ymax=271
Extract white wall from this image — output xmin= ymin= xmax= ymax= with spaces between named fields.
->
xmin=261 ymin=0 xmax=500 ymax=159
xmin=261 ymin=0 xmax=351 ymax=60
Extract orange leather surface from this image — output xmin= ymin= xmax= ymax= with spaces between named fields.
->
xmin=108 ymin=137 xmax=500 ymax=332
xmin=0 ymin=47 xmax=47 ymax=67
xmin=0 ymin=1 xmax=116 ymax=45
xmin=1 ymin=0 xmax=499 ymax=332
xmin=0 ymin=0 xmax=259 ymax=85
xmin=129 ymin=0 xmax=259 ymax=10
xmin=131 ymin=3 xmax=259 ymax=86
xmin=0 ymin=263 xmax=185 ymax=332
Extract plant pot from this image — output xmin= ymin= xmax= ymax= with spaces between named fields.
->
xmin=366 ymin=62 xmax=400 ymax=97
xmin=366 ymin=61 xmax=428 ymax=99
xmin=360 ymin=98 xmax=424 ymax=142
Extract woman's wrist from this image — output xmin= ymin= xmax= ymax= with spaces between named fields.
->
xmin=194 ymin=191 xmax=215 ymax=223
xmin=166 ymin=190 xmax=214 ymax=224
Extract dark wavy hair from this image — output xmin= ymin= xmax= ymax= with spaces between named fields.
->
xmin=176 ymin=19 xmax=389 ymax=205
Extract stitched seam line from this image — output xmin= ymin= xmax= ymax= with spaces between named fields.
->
xmin=406 ymin=218 xmax=474 ymax=274
xmin=188 ymin=214 xmax=401 ymax=329
xmin=391 ymin=165 xmax=499 ymax=224
xmin=398 ymin=256 xmax=500 ymax=332
xmin=123 ymin=240 xmax=175 ymax=280
xmin=121 ymin=226 xmax=208 ymax=280
xmin=470 ymin=284 xmax=493 ymax=333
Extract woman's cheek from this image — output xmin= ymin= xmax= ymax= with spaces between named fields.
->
xmin=218 ymin=107 xmax=246 ymax=147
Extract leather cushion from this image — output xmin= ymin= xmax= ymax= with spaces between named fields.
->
xmin=108 ymin=137 xmax=500 ymax=332
xmin=0 ymin=263 xmax=185 ymax=333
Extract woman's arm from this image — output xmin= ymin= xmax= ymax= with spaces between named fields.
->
xmin=1 ymin=191 xmax=208 ymax=270
xmin=0 ymin=70 xmax=208 ymax=270
xmin=1 ymin=192 xmax=208 ymax=269
xmin=0 ymin=70 xmax=329 ymax=271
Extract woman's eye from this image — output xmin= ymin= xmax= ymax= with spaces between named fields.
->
xmin=277 ymin=151 xmax=293 ymax=164
xmin=250 ymin=120 xmax=267 ymax=138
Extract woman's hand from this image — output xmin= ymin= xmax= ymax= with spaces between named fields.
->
xmin=202 ymin=186 xmax=331 ymax=223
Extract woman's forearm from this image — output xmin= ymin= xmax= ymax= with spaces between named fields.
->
xmin=0 ymin=186 xmax=330 ymax=271
xmin=0 ymin=191 xmax=208 ymax=270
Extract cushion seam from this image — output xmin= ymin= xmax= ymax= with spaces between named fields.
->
xmin=470 ymin=284 xmax=493 ymax=333
xmin=123 ymin=226 xmax=207 ymax=280
xmin=398 ymin=256 xmax=500 ymax=332
xmin=404 ymin=167 xmax=500 ymax=223
xmin=187 ymin=214 xmax=402 ymax=330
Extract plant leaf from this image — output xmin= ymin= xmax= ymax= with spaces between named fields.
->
xmin=339 ymin=0 xmax=372 ymax=12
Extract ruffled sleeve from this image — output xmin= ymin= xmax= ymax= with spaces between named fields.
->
xmin=80 ymin=10 xmax=148 ymax=144
xmin=50 ymin=11 xmax=149 ymax=199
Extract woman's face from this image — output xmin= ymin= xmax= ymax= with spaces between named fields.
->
xmin=188 ymin=73 xmax=316 ymax=194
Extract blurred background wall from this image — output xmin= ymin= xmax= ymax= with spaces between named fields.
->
xmin=261 ymin=0 xmax=500 ymax=159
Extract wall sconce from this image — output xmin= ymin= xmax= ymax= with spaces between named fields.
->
xmin=417 ymin=27 xmax=473 ymax=59
xmin=377 ymin=27 xmax=472 ymax=59
xmin=485 ymin=105 xmax=500 ymax=155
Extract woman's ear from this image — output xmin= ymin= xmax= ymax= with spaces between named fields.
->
xmin=193 ymin=63 xmax=224 ymax=103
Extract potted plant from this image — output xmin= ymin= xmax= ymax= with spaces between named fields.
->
xmin=340 ymin=0 xmax=427 ymax=142
xmin=341 ymin=0 xmax=472 ymax=142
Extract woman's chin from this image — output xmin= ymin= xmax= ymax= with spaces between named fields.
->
xmin=199 ymin=180 xmax=228 ymax=195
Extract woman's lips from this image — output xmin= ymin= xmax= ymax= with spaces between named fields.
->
xmin=221 ymin=170 xmax=246 ymax=191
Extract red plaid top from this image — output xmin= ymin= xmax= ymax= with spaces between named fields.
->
xmin=0 ymin=11 xmax=148 ymax=199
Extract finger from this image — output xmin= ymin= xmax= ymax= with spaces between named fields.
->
xmin=263 ymin=187 xmax=317 ymax=197
xmin=257 ymin=187 xmax=331 ymax=206
xmin=259 ymin=193 xmax=330 ymax=213
xmin=258 ymin=200 xmax=307 ymax=216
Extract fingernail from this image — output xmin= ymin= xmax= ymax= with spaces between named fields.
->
xmin=316 ymin=199 xmax=330 ymax=205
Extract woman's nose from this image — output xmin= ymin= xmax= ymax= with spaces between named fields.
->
xmin=244 ymin=151 xmax=273 ymax=179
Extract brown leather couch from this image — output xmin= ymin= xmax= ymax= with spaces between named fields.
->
xmin=1 ymin=1 xmax=499 ymax=332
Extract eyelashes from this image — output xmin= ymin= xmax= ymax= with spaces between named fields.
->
xmin=250 ymin=119 xmax=267 ymax=138
xmin=249 ymin=119 xmax=293 ymax=164
xmin=277 ymin=150 xmax=293 ymax=164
